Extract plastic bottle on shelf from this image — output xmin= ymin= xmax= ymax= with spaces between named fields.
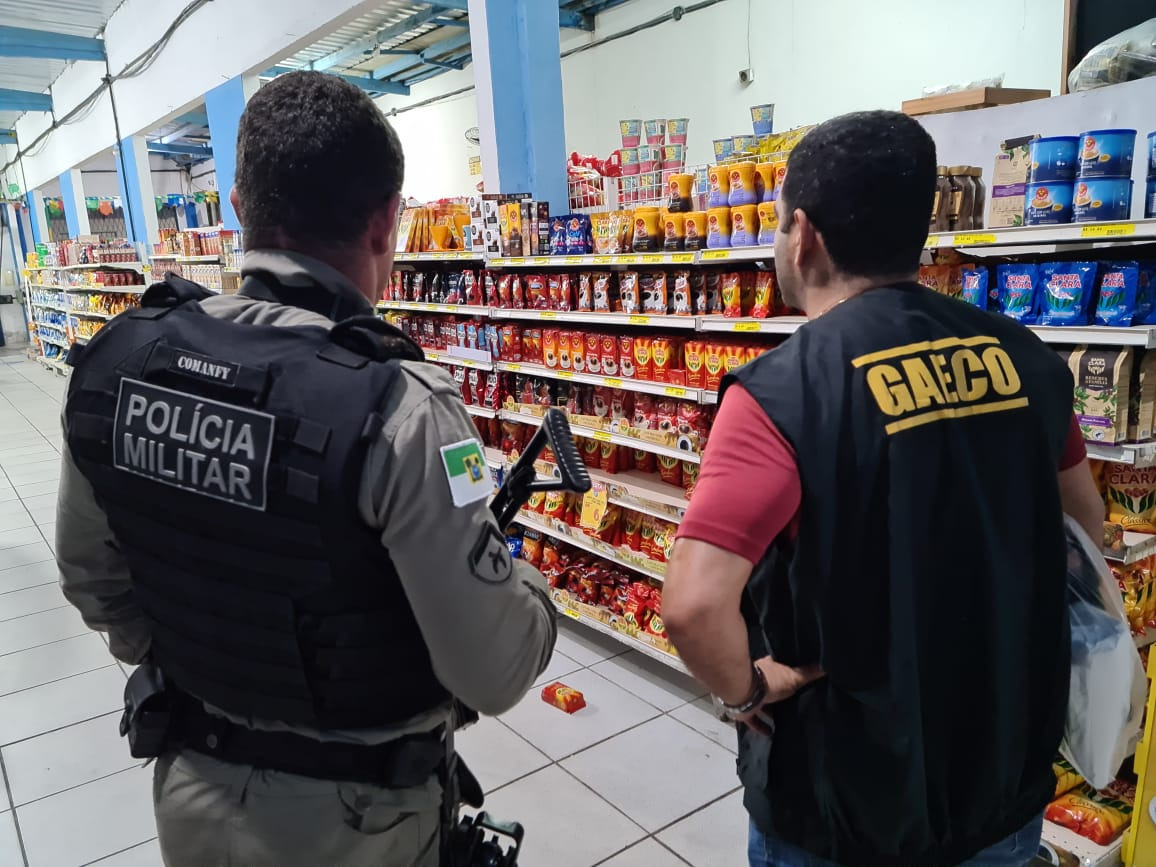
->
xmin=932 ymin=167 xmax=952 ymax=232
xmin=968 ymin=167 xmax=986 ymax=230
xmin=947 ymin=167 xmax=975 ymax=232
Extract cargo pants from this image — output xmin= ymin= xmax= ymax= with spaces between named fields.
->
xmin=152 ymin=749 xmax=442 ymax=866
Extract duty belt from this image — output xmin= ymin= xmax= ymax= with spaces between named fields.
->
xmin=171 ymin=692 xmax=445 ymax=788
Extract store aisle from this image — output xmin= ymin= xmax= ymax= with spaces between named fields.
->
xmin=0 ymin=350 xmax=747 ymax=867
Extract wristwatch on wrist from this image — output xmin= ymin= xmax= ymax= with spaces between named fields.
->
xmin=720 ymin=663 xmax=767 ymax=716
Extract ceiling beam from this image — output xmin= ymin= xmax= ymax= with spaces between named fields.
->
xmin=0 ymin=130 xmax=16 ymax=145
xmin=373 ymin=30 xmax=471 ymax=81
xmin=147 ymin=142 xmax=212 ymax=157
xmin=264 ymin=66 xmax=410 ymax=96
xmin=429 ymin=1 xmax=592 ymax=29
xmin=157 ymin=123 xmax=204 ymax=145
xmin=0 ymin=88 xmax=52 ymax=112
xmin=0 ymin=25 xmax=105 ymax=61
xmin=313 ymin=7 xmax=444 ymax=71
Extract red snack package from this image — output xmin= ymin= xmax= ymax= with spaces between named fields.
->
xmin=704 ymin=343 xmax=726 ymax=391
xmin=752 ymin=272 xmax=776 ymax=318
xmin=524 ymin=328 xmax=542 ymax=364
xmin=622 ymin=509 xmax=643 ymax=551
xmin=541 ymin=682 xmax=586 ymax=714
xmin=600 ymin=441 xmax=619 ymax=474
xmin=640 ymin=516 xmax=658 ymax=560
xmin=522 ymin=529 xmax=544 ymax=566
xmin=592 ymin=386 xmax=612 ymax=421
xmin=481 ymin=373 xmax=502 ymax=410
xmin=723 ymin=343 xmax=747 ymax=375
xmin=558 ymin=331 xmax=573 ymax=371
xmin=468 ymin=368 xmax=483 ymax=406
xmin=484 ymin=271 xmax=499 ymax=306
xmin=581 ymin=437 xmax=601 ymax=468
xmin=684 ymin=341 xmax=706 ymax=388
xmin=632 ymin=337 xmax=653 ymax=381
xmin=651 ymin=520 xmax=675 ymax=563
xmin=543 ymin=490 xmax=567 ymax=520
xmin=510 ymin=275 xmax=525 ymax=309
xmin=682 ymin=460 xmax=700 ymax=497
xmin=619 ymin=271 xmax=641 ymax=314
xmin=525 ymin=274 xmax=549 ymax=309
xmin=601 ymin=335 xmax=620 ymax=376
xmin=677 ymin=402 xmax=711 ymax=451
xmin=721 ymin=273 xmax=744 ymax=317
xmin=609 ymin=389 xmax=634 ymax=423
xmin=455 ymin=367 xmax=471 ymax=405
xmin=632 ymin=394 xmax=657 ymax=430
xmin=619 ymin=335 xmax=637 ymax=378
xmin=621 ymin=581 xmax=653 ymax=630
xmin=464 ymin=270 xmax=483 ymax=306
xmin=571 ymin=334 xmax=586 ymax=373
xmin=542 ymin=329 xmax=560 ymax=369
xmin=634 ymin=448 xmax=656 ymax=473
xmin=651 ymin=338 xmax=674 ymax=382
xmin=549 ymin=274 xmax=573 ymax=311
xmin=655 ymin=398 xmax=678 ymax=434
xmin=526 ymin=490 xmax=546 ymax=514
xmin=657 ymin=454 xmax=683 ymax=487
xmin=585 ymin=333 xmax=602 ymax=374
xmin=497 ymin=274 xmax=514 ymax=308
xmin=576 ymin=273 xmax=594 ymax=311
xmin=593 ymin=503 xmax=621 ymax=542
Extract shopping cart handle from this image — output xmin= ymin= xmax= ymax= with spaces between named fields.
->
xmin=490 ymin=409 xmax=592 ymax=531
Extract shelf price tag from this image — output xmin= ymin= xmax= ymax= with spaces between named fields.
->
xmin=671 ymin=253 xmax=695 ymax=263
xmin=504 ymin=362 xmax=522 ymax=371
xmin=701 ymin=250 xmax=731 ymax=261
xmin=603 ymin=377 xmax=623 ymax=388
xmin=556 ymin=370 xmax=574 ymax=379
xmin=563 ymin=256 xmax=584 ymax=265
xmin=530 ymin=257 xmax=550 ymax=266
xmin=628 ymin=315 xmax=651 ymax=325
xmin=951 ymin=232 xmax=997 ymax=246
xmin=563 ymin=607 xmax=582 ymax=621
xmin=640 ymin=254 xmax=663 ymax=264
xmin=592 ymin=429 xmax=612 ymax=442
xmin=592 ymin=255 xmax=613 ymax=265
xmin=579 ymin=483 xmax=609 ymax=530
xmin=1080 ymin=223 xmax=1136 ymax=239
xmin=538 ymin=310 xmax=557 ymax=319
xmin=733 ymin=321 xmax=762 ymax=332
xmin=664 ymin=386 xmax=687 ymax=397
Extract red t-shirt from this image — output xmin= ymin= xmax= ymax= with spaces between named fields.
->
xmin=677 ymin=385 xmax=1087 ymax=565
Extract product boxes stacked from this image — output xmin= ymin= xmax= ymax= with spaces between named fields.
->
xmin=1025 ymin=129 xmax=1144 ymax=226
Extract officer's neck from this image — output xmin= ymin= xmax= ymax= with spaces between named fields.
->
xmin=802 ymin=270 xmax=918 ymax=319
xmin=263 ymin=240 xmax=381 ymax=306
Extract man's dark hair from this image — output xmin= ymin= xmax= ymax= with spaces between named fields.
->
xmin=235 ymin=71 xmax=405 ymax=250
xmin=780 ymin=110 xmax=936 ymax=278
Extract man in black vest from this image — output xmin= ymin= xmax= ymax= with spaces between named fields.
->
xmin=664 ymin=111 xmax=1105 ymax=866
xmin=55 ymin=71 xmax=556 ymax=865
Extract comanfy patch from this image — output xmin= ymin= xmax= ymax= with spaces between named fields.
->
xmin=113 ymin=379 xmax=275 ymax=510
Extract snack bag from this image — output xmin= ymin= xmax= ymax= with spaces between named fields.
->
xmin=622 ymin=509 xmax=644 ymax=551
xmin=542 ymin=329 xmax=560 ymax=369
xmin=601 ymin=335 xmax=620 ymax=376
xmin=1045 ymin=781 xmax=1134 ymax=846
xmin=524 ymin=274 xmax=549 ymax=310
xmin=1053 ymin=758 xmax=1085 ymax=798
xmin=557 ymin=331 xmax=573 ymax=370
xmin=960 ymin=267 xmax=988 ymax=309
xmin=633 ymin=337 xmax=653 ymax=381
xmin=523 ymin=328 xmax=542 ymax=364
xmin=543 ymin=490 xmax=567 ymax=520
xmin=581 ymin=437 xmax=601 ymax=468
xmin=592 ymin=272 xmax=614 ymax=312
xmin=566 ymin=215 xmax=592 ymax=255
xmin=721 ymin=273 xmax=744 ymax=317
xmin=643 ymin=271 xmax=669 ymax=314
xmin=541 ymin=682 xmax=586 ymax=714
xmin=752 ymin=272 xmax=776 ymax=318
xmin=682 ymin=460 xmax=700 ymax=496
xmin=633 ymin=447 xmax=656 ymax=474
xmin=522 ymin=529 xmax=544 ymax=566
xmin=995 ymin=264 xmax=1040 ymax=323
xmin=1038 ymin=262 xmax=1098 ymax=326
xmin=684 ymin=341 xmax=706 ymax=388
xmin=549 ymin=217 xmax=568 ymax=256
xmin=599 ymin=441 xmax=620 ymax=474
xmin=1107 ymin=465 xmax=1156 ymax=532
xmin=657 ymin=454 xmax=682 ymax=487
xmin=918 ymin=265 xmax=951 ymax=295
xmin=619 ymin=271 xmax=641 ymax=314
xmin=1137 ymin=263 xmax=1156 ymax=325
xmin=618 ymin=336 xmax=637 ymax=378
xmin=591 ymin=212 xmax=613 ymax=254
xmin=651 ymin=338 xmax=674 ymax=382
xmin=549 ymin=273 xmax=573 ymax=311
xmin=576 ymin=273 xmax=594 ymax=312
xmin=1095 ymin=262 xmax=1139 ymax=327
xmin=585 ymin=333 xmax=602 ymax=374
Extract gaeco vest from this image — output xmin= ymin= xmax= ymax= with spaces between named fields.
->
xmin=64 ymin=287 xmax=450 ymax=730
xmin=728 ymin=285 xmax=1072 ymax=866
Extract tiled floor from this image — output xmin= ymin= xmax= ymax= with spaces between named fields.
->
xmin=0 ymin=349 xmax=748 ymax=866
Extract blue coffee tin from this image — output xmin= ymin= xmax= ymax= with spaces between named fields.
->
xmin=1077 ymin=129 xmax=1136 ymax=178
xmin=1148 ymin=131 xmax=1156 ymax=177
xmin=1146 ymin=177 xmax=1155 ymax=219
xmin=1028 ymin=136 xmax=1078 ymax=183
xmin=1024 ymin=181 xmax=1074 ymax=225
xmin=1073 ymin=177 xmax=1133 ymax=222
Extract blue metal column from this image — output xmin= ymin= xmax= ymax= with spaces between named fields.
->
xmin=58 ymin=168 xmax=90 ymax=237
xmin=467 ymin=0 xmax=567 ymax=211
xmin=25 ymin=190 xmax=47 ymax=245
xmin=114 ymin=135 xmax=158 ymax=247
xmin=205 ymin=75 xmax=256 ymax=232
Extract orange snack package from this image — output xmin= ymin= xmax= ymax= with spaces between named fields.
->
xmin=622 ymin=509 xmax=644 ymax=551
xmin=704 ymin=343 xmax=726 ymax=391
xmin=723 ymin=343 xmax=748 ymax=375
xmin=1045 ymin=781 xmax=1134 ymax=846
xmin=671 ymin=270 xmax=694 ymax=316
xmin=541 ymin=682 xmax=586 ymax=714
xmin=721 ymin=272 xmax=744 ymax=317
xmin=542 ymin=329 xmax=560 ymax=369
xmin=651 ymin=338 xmax=674 ymax=382
xmin=619 ymin=271 xmax=641 ymax=314
xmin=684 ymin=341 xmax=706 ymax=388
xmin=584 ymin=333 xmax=602 ymax=374
xmin=682 ymin=460 xmax=700 ymax=497
xmin=522 ymin=530 xmax=544 ymax=566
xmin=633 ymin=337 xmax=653 ymax=381
xmin=592 ymin=272 xmax=613 ymax=312
xmin=752 ymin=272 xmax=777 ymax=318
xmin=657 ymin=454 xmax=682 ymax=488
xmin=543 ymin=490 xmax=567 ymax=520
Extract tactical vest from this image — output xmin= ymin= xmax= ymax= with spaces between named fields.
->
xmin=64 ymin=277 xmax=450 ymax=730
xmin=728 ymin=284 xmax=1072 ymax=865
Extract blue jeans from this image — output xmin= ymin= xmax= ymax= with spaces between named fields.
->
xmin=748 ymin=813 xmax=1044 ymax=867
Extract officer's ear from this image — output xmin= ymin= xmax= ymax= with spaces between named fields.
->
xmin=229 ymin=188 xmax=242 ymax=223
xmin=369 ymin=194 xmax=402 ymax=256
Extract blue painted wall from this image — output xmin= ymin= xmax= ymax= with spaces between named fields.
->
xmin=205 ymin=76 xmax=247 ymax=232
xmin=58 ymin=170 xmax=81 ymax=237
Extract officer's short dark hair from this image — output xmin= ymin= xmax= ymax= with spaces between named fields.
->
xmin=235 ymin=71 xmax=405 ymax=250
xmin=780 ymin=110 xmax=936 ymax=278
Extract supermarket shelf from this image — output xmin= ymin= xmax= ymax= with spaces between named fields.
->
xmin=151 ymin=254 xmax=219 ymax=263
xmin=488 ymin=252 xmax=697 ymax=268
xmin=928 ymin=219 xmax=1156 ymax=251
xmin=35 ymin=355 xmax=71 ymax=376
xmin=550 ymin=598 xmax=688 ymax=674
xmin=26 ymin=283 xmax=66 ymax=290
xmin=496 ymin=360 xmax=702 ymax=401
xmin=423 ymin=350 xmax=493 ymax=370
xmin=1085 ymin=442 xmax=1156 ymax=468
xmin=30 ymin=301 xmax=70 ymax=314
xmin=501 ymin=408 xmax=700 ymax=464
xmin=515 ymin=513 xmax=668 ymax=582
xmin=395 ymin=251 xmax=482 ymax=263
xmin=490 ymin=308 xmax=699 ymax=329
xmin=37 ymin=336 xmax=70 ymax=350
xmin=698 ymin=245 xmax=776 ymax=263
xmin=520 ymin=456 xmax=688 ymax=522
xmin=380 ymin=301 xmax=491 ymax=316
xmin=63 ymin=285 xmax=145 ymax=295
xmin=1028 ymin=324 xmax=1156 ymax=348
xmin=1039 ymin=818 xmax=1122 ymax=866
xmin=698 ymin=315 xmax=807 ymax=334
xmin=1105 ymin=531 xmax=1156 ymax=565
xmin=68 ymin=310 xmax=115 ymax=321
xmin=464 ymin=405 xmax=497 ymax=420
xmin=33 ymin=262 xmax=145 ymax=272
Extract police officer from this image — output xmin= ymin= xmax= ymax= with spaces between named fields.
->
xmin=55 ymin=71 xmax=556 ymax=866
xmin=663 ymin=111 xmax=1105 ymax=866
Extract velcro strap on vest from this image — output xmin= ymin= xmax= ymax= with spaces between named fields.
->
xmin=360 ymin=413 xmax=386 ymax=443
xmin=275 ymin=418 xmax=331 ymax=455
xmin=70 ymin=412 xmax=113 ymax=445
xmin=316 ymin=343 xmax=369 ymax=369
xmin=267 ymin=466 xmax=321 ymax=504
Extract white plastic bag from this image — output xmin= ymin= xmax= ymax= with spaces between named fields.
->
xmin=1068 ymin=18 xmax=1156 ymax=93
xmin=1060 ymin=515 xmax=1146 ymax=788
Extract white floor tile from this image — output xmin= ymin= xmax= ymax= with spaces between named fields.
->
xmin=531 ymin=649 xmax=583 ymax=689
xmin=500 ymin=668 xmax=660 ymax=760
xmin=0 ymin=584 xmax=66 ymax=622
xmin=0 ymin=488 xmax=17 ymax=504
xmin=0 ymin=560 xmax=60 ymax=595
xmin=0 ymin=606 xmax=87 ymax=656
xmin=88 ymin=838 xmax=162 ymax=865
xmin=0 ymin=526 xmax=43 ymax=552
xmin=3 ymin=712 xmax=136 ymax=806
xmin=0 ymin=447 xmax=57 ymax=465
xmin=0 ymin=541 xmax=53 ymax=572
xmin=13 ymin=481 xmax=57 ymax=499
xmin=18 ymin=494 xmax=55 ymax=514
xmin=0 ymin=811 xmax=20 ymax=867
xmin=590 ymin=652 xmax=706 ymax=711
xmin=0 ymin=633 xmax=111 ymax=698
xmin=479 ymin=765 xmax=645 ymax=867
xmin=600 ymin=838 xmax=687 ymax=866
xmin=656 ymin=790 xmax=748 ymax=867
xmin=3 ymin=461 xmax=59 ymax=485
xmin=0 ymin=665 xmax=123 ymax=746
xmin=0 ymin=508 xmax=32 ymax=535
xmin=668 ymin=698 xmax=737 ymax=754
xmin=26 ymin=507 xmax=53 ymax=527
xmin=554 ymin=621 xmax=631 ymax=666
xmin=455 ymin=716 xmax=550 ymax=794
xmin=17 ymin=766 xmax=156 ymax=866
xmin=563 ymin=716 xmax=739 ymax=833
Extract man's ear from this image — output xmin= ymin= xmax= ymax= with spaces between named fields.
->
xmin=229 ymin=187 xmax=241 ymax=221
xmin=369 ymin=194 xmax=402 ymax=255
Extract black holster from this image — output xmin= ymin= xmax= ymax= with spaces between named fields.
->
xmin=119 ymin=660 xmax=172 ymax=759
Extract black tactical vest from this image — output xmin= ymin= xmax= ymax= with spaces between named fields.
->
xmin=728 ymin=284 xmax=1072 ymax=866
xmin=64 ymin=278 xmax=451 ymax=730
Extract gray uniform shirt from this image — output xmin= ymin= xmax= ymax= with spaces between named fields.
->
xmin=55 ymin=249 xmax=556 ymax=744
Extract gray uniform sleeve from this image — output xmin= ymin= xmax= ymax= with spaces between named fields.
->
xmin=55 ymin=443 xmax=152 ymax=664
xmin=361 ymin=364 xmax=556 ymax=716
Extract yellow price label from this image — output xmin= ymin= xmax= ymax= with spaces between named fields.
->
xmin=556 ymin=370 xmax=574 ymax=379
xmin=504 ymin=362 xmax=522 ymax=371
xmin=538 ymin=310 xmax=557 ymax=319
xmin=579 ymin=484 xmax=609 ymax=530
xmin=1080 ymin=223 xmax=1136 ymax=239
xmin=639 ymin=254 xmax=663 ymax=264
xmin=592 ymin=430 xmax=612 ymax=442
xmin=664 ymin=386 xmax=687 ymax=397
xmin=505 ymin=258 xmax=525 ymax=266
xmin=603 ymin=377 xmax=623 ymax=388
xmin=457 ymin=251 xmax=476 ymax=259
xmin=701 ymin=250 xmax=731 ymax=260
xmin=924 ymin=235 xmax=942 ymax=248
xmin=530 ymin=257 xmax=550 ymax=266
xmin=733 ymin=321 xmax=762 ymax=332
xmin=592 ymin=255 xmax=613 ymax=264
xmin=563 ymin=256 xmax=584 ymax=265
xmin=563 ymin=607 xmax=582 ymax=621
xmin=628 ymin=315 xmax=650 ymax=325
xmin=951 ymin=232 xmax=997 ymax=246
xmin=619 ymin=255 xmax=642 ymax=264
xmin=671 ymin=253 xmax=695 ymax=263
